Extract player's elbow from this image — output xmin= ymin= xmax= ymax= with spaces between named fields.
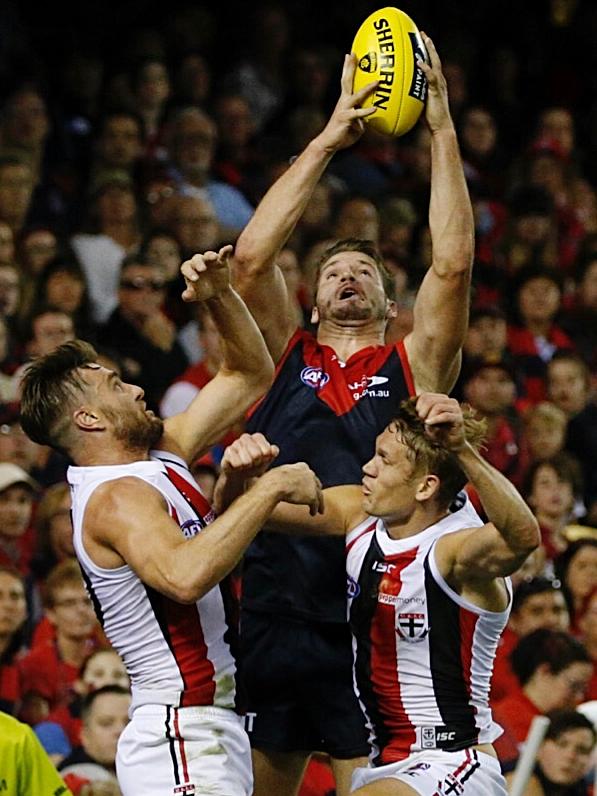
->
xmin=233 ymin=240 xmax=271 ymax=278
xmin=169 ymin=569 xmax=213 ymax=604
xmin=513 ymin=517 xmax=541 ymax=558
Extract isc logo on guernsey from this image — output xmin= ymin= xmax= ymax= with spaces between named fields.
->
xmin=300 ymin=366 xmax=330 ymax=389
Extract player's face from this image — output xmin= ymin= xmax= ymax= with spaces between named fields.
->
xmin=361 ymin=427 xmax=421 ymax=521
xmin=313 ymin=251 xmax=388 ymax=325
xmin=80 ymin=365 xmax=164 ymax=451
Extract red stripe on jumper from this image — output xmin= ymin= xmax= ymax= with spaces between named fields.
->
xmin=163 ymin=466 xmax=216 ymax=706
xmin=371 ymin=547 xmax=419 ymax=764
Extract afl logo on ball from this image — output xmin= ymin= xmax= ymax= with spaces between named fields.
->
xmin=359 ymin=52 xmax=377 ymax=73
xmin=300 ymin=366 xmax=330 ymax=389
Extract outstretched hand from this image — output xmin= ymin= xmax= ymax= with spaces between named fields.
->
xmin=316 ymin=53 xmax=378 ymax=153
xmin=181 ymin=244 xmax=233 ymax=303
xmin=417 ymin=33 xmax=453 ymax=134
xmin=416 ymin=393 xmax=466 ymax=451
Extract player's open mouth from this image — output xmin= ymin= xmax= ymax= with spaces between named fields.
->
xmin=338 ymin=287 xmax=362 ymax=300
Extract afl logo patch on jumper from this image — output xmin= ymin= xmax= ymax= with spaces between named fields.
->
xmin=300 ymin=366 xmax=330 ymax=389
xmin=347 ymin=575 xmax=361 ymax=598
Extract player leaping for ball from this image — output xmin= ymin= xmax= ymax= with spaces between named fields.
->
xmin=214 ymin=394 xmax=540 ymax=796
xmin=19 ymin=247 xmax=323 ymax=796
xmin=230 ymin=33 xmax=475 ymax=796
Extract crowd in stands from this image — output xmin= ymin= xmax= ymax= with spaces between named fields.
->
xmin=0 ymin=1 xmax=597 ymax=794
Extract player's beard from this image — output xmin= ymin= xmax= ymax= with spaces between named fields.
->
xmin=322 ymin=295 xmax=386 ymax=323
xmin=104 ymin=405 xmax=164 ymax=453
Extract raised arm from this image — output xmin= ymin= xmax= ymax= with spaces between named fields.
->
xmin=418 ymin=394 xmax=540 ymax=583
xmin=404 ymin=35 xmax=474 ymax=394
xmin=213 ymin=432 xmax=365 ymax=535
xmin=162 ymin=246 xmax=274 ymax=463
xmin=84 ymin=463 xmax=323 ymax=604
xmin=232 ymin=56 xmax=377 ymax=363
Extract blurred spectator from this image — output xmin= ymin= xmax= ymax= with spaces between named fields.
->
xmin=19 ymin=559 xmax=101 ymax=725
xmin=71 ymin=170 xmax=142 ymax=324
xmin=97 ymin=253 xmax=188 ymax=409
xmin=0 ymin=156 xmax=36 ymax=237
xmin=507 ymin=265 xmax=574 ymax=404
xmin=461 ymin=306 xmax=508 ymax=369
xmin=0 ymin=710 xmax=73 ymax=795
xmin=492 ymin=576 xmax=570 ymax=703
xmin=505 ymin=709 xmax=596 ymax=795
xmin=221 ymin=3 xmax=289 ymax=131
xmin=555 ymin=540 xmax=597 ymax=636
xmin=58 ymin=685 xmax=130 ymax=784
xmin=496 ymin=185 xmax=557 ymax=275
xmin=172 ymin=51 xmax=211 ymax=108
xmin=213 ymin=93 xmax=259 ymax=193
xmin=523 ymin=454 xmax=583 ymax=561
xmin=493 ymin=628 xmax=593 ymax=769
xmin=536 ymin=107 xmax=576 ymax=160
xmin=91 ymin=111 xmax=143 ymax=181
xmin=547 ymin=352 xmax=597 ymax=524
xmin=331 ymin=196 xmax=379 ymax=243
xmin=462 ymin=358 xmax=526 ymax=487
xmin=31 ymin=482 xmax=73 ymax=581
xmin=0 ymin=221 xmax=15 ymax=266
xmin=33 ymin=257 xmax=94 ymax=341
xmin=561 ymin=251 xmax=597 ymax=372
xmin=165 ymin=107 xmax=253 ymax=234
xmin=166 ymin=194 xmax=220 ymax=259
xmin=0 ymin=464 xmax=38 ymax=578
xmin=41 ymin=648 xmax=129 ymax=752
xmin=578 ymin=587 xmax=597 ymax=700
xmin=17 ymin=225 xmax=58 ymax=279
xmin=521 ymin=401 xmax=568 ymax=469
xmin=131 ymin=58 xmax=170 ymax=162
xmin=459 ymin=106 xmax=507 ymax=200
xmin=0 ymin=566 xmax=27 ymax=714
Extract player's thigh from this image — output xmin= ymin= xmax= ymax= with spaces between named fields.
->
xmin=252 ymin=746 xmax=310 ymax=796
xmin=352 ymin=780 xmax=419 ymax=795
xmin=331 ymin=755 xmax=370 ymax=796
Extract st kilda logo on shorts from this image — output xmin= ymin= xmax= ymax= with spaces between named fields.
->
xmin=396 ymin=612 xmax=429 ymax=641
xmin=359 ymin=52 xmax=377 ymax=72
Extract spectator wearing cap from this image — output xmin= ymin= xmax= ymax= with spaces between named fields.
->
xmin=70 ymin=169 xmax=143 ymax=323
xmin=547 ymin=352 xmax=597 ymax=525
xmin=492 ymin=577 xmax=570 ymax=702
xmin=462 ymin=356 xmax=528 ymax=488
xmin=0 ymin=463 xmax=38 ymax=577
xmin=506 ymin=265 xmax=574 ymax=405
xmin=97 ymin=253 xmax=188 ymax=409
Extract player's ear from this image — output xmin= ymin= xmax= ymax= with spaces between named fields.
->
xmin=311 ymin=306 xmax=320 ymax=324
xmin=385 ymin=299 xmax=398 ymax=319
xmin=415 ymin=473 xmax=440 ymax=503
xmin=73 ymin=406 xmax=105 ymax=433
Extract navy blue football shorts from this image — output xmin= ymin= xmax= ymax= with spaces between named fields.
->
xmin=239 ymin=610 xmax=370 ymax=758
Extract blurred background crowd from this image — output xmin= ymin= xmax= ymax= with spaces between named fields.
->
xmin=1 ymin=0 xmax=597 ymax=793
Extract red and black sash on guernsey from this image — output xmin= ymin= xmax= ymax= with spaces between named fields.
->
xmin=142 ymin=459 xmax=240 ymax=710
xmin=350 ymin=536 xmax=480 ymax=766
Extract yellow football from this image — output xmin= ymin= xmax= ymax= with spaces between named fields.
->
xmin=351 ymin=7 xmax=429 ymax=137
